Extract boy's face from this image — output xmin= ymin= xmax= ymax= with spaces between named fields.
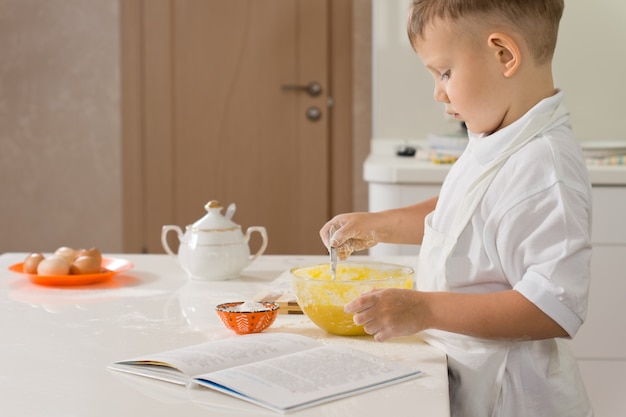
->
xmin=414 ymin=19 xmax=511 ymax=135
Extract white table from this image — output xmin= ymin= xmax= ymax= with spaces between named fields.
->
xmin=0 ymin=253 xmax=449 ymax=417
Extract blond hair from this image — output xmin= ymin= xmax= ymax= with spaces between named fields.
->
xmin=407 ymin=0 xmax=564 ymax=64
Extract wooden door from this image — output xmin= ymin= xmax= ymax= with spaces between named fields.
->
xmin=122 ymin=0 xmax=353 ymax=255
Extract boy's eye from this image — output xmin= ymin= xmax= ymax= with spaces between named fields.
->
xmin=440 ymin=70 xmax=451 ymax=80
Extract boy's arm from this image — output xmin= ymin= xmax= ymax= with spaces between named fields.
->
xmin=321 ymin=197 xmax=438 ymax=258
xmin=422 ymin=290 xmax=568 ymax=340
xmin=347 ymin=288 xmax=568 ymax=342
xmin=382 ymin=196 xmax=439 ymax=244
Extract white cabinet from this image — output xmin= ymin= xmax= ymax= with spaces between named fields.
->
xmin=572 ymin=187 xmax=626 ymax=417
xmin=368 ymin=182 xmax=434 ymax=256
xmin=590 ymin=186 xmax=626 ymax=244
xmin=365 ymin=151 xmax=626 ymax=415
xmin=576 ymin=360 xmax=626 ymax=417
xmin=571 ymin=188 xmax=626 ymax=360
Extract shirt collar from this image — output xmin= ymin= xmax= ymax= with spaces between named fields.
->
xmin=466 ymin=90 xmax=566 ymax=164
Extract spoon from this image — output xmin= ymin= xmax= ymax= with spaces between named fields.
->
xmin=329 ymin=225 xmax=337 ymax=280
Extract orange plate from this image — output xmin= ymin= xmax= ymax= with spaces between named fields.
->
xmin=8 ymin=257 xmax=134 ymax=286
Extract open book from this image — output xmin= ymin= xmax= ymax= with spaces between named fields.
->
xmin=108 ymin=333 xmax=422 ymax=414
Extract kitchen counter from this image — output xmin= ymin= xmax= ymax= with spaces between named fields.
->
xmin=365 ymin=151 xmax=626 ymax=185
xmin=0 ymin=253 xmax=449 ymax=417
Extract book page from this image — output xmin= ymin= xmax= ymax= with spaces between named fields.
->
xmin=194 ymin=345 xmax=422 ymax=412
xmin=109 ymin=333 xmax=321 ymax=384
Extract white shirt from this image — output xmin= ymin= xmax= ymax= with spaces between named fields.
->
xmin=425 ymin=91 xmax=594 ymax=416
xmin=433 ymin=91 xmax=592 ymax=337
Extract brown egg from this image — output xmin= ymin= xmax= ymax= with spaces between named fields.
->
xmin=54 ymin=246 xmax=77 ymax=264
xmin=37 ymin=255 xmax=71 ymax=276
xmin=70 ymin=255 xmax=102 ymax=275
xmin=23 ymin=252 xmax=45 ymax=274
xmin=75 ymin=247 xmax=102 ymax=264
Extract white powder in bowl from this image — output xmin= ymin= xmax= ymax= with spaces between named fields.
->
xmin=227 ymin=301 xmax=270 ymax=312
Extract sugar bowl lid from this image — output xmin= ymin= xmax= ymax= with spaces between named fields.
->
xmin=189 ymin=200 xmax=239 ymax=231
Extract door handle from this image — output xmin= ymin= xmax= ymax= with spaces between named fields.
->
xmin=305 ymin=106 xmax=322 ymax=122
xmin=281 ymin=82 xmax=322 ymax=97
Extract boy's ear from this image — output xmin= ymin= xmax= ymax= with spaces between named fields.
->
xmin=488 ymin=33 xmax=521 ymax=77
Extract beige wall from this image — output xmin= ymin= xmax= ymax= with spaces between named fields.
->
xmin=0 ymin=0 xmax=373 ymax=254
xmin=0 ymin=0 xmax=122 ymax=253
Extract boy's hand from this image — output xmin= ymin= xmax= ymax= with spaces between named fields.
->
xmin=345 ymin=288 xmax=427 ymax=342
xmin=320 ymin=213 xmax=384 ymax=260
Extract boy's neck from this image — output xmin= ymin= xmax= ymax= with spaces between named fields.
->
xmin=503 ymin=63 xmax=556 ymax=130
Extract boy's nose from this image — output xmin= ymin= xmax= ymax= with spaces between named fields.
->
xmin=433 ymin=84 xmax=449 ymax=103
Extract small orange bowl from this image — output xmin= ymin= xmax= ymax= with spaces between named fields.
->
xmin=215 ymin=302 xmax=280 ymax=335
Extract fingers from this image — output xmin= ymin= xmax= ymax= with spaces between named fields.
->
xmin=320 ymin=212 xmax=381 ymax=258
xmin=357 ymin=310 xmax=392 ymax=342
xmin=320 ymin=217 xmax=354 ymax=260
xmin=336 ymin=243 xmax=353 ymax=260
xmin=345 ymin=290 xmax=387 ymax=340
xmin=320 ymin=217 xmax=343 ymax=249
xmin=319 ymin=223 xmax=332 ymax=249
xmin=345 ymin=289 xmax=419 ymax=343
xmin=373 ymin=329 xmax=393 ymax=342
xmin=344 ymin=289 xmax=379 ymax=315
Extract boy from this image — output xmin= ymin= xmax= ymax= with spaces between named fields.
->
xmin=320 ymin=1 xmax=593 ymax=416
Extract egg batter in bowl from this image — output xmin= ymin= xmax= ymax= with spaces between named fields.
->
xmin=290 ymin=262 xmax=414 ymax=335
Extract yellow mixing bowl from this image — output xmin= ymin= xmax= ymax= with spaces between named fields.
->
xmin=290 ymin=261 xmax=414 ymax=336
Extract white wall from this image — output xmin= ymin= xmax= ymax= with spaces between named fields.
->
xmin=373 ymin=0 xmax=626 ymax=142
